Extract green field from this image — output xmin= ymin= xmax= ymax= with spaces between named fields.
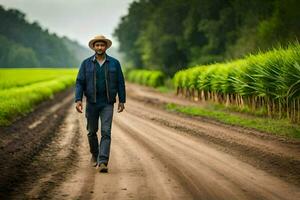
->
xmin=173 ymin=44 xmax=300 ymax=124
xmin=127 ymin=69 xmax=165 ymax=88
xmin=0 ymin=68 xmax=77 ymax=126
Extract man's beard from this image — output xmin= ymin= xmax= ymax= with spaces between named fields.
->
xmin=96 ymin=50 xmax=105 ymax=55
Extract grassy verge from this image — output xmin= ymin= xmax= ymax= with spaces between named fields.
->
xmin=166 ymin=103 xmax=300 ymax=139
xmin=154 ymin=86 xmax=174 ymax=94
xmin=0 ymin=68 xmax=77 ymax=126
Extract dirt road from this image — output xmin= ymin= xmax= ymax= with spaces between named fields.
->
xmin=0 ymin=83 xmax=299 ymax=200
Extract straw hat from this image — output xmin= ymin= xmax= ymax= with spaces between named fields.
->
xmin=88 ymin=35 xmax=112 ymax=50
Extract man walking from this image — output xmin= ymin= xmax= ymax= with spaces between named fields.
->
xmin=75 ymin=35 xmax=126 ymax=173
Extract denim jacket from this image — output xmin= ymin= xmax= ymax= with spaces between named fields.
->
xmin=75 ymin=53 xmax=126 ymax=104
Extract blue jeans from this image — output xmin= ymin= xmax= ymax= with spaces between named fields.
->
xmin=85 ymin=102 xmax=114 ymax=165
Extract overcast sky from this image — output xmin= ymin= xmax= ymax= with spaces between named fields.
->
xmin=0 ymin=0 xmax=134 ymax=47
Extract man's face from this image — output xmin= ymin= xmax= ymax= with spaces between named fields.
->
xmin=93 ymin=41 xmax=107 ymax=55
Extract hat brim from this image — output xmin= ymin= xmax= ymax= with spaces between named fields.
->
xmin=88 ymin=39 xmax=112 ymax=50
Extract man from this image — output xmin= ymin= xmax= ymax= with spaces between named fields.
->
xmin=75 ymin=35 xmax=126 ymax=173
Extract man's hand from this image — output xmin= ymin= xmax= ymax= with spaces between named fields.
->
xmin=117 ymin=103 xmax=125 ymax=113
xmin=76 ymin=101 xmax=83 ymax=113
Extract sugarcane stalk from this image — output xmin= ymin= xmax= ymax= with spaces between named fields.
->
xmin=297 ymin=98 xmax=300 ymax=122
xmin=278 ymin=99 xmax=282 ymax=119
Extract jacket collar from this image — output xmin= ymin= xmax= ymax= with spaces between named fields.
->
xmin=92 ymin=53 xmax=111 ymax=63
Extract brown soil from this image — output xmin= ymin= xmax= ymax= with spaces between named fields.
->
xmin=0 ymin=83 xmax=299 ymax=200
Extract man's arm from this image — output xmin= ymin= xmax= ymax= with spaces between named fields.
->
xmin=75 ymin=61 xmax=85 ymax=102
xmin=116 ymin=60 xmax=126 ymax=103
xmin=116 ymin=60 xmax=126 ymax=112
xmin=75 ymin=61 xmax=85 ymax=113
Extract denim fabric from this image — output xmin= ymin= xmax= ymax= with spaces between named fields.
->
xmin=86 ymin=102 xmax=114 ymax=165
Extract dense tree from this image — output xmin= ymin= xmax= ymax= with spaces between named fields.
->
xmin=0 ymin=35 xmax=40 ymax=67
xmin=113 ymin=0 xmax=160 ymax=68
xmin=0 ymin=6 xmax=90 ymax=68
xmin=114 ymin=0 xmax=300 ymax=76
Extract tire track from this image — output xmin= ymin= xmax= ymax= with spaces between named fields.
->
xmin=0 ymin=88 xmax=75 ymax=198
xmin=8 ymin=103 xmax=82 ymax=199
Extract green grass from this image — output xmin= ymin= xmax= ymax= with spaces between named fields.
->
xmin=155 ymin=86 xmax=174 ymax=94
xmin=166 ymin=103 xmax=300 ymax=139
xmin=0 ymin=68 xmax=77 ymax=126
xmin=127 ymin=69 xmax=165 ymax=87
xmin=0 ymin=68 xmax=73 ymax=89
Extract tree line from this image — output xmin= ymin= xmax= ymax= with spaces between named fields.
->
xmin=0 ymin=6 xmax=90 ymax=68
xmin=114 ymin=0 xmax=300 ymax=76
